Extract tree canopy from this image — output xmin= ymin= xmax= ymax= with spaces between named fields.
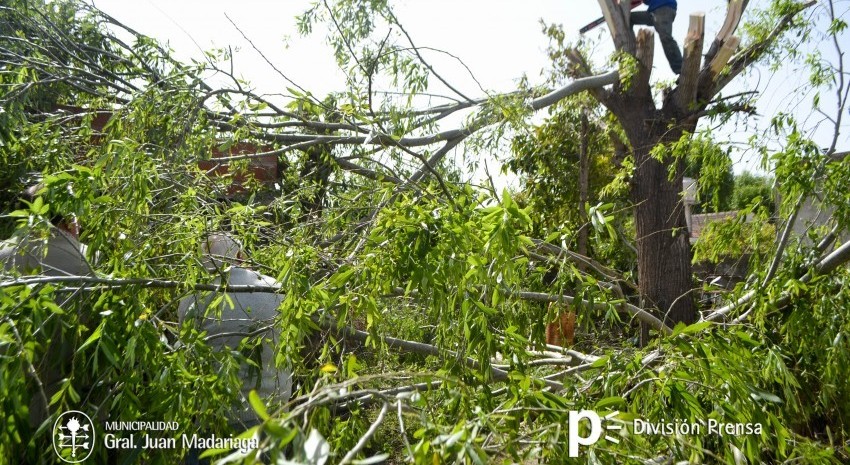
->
xmin=1 ymin=0 xmax=849 ymax=463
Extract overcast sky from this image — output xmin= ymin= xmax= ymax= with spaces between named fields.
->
xmin=90 ymin=0 xmax=687 ymax=93
xmin=88 ymin=0 xmax=848 ymax=182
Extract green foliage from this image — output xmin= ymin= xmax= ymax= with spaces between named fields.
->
xmin=611 ymin=50 xmax=639 ymax=91
xmin=507 ymin=98 xmax=630 ymax=256
xmin=683 ymin=134 xmax=735 ymax=214
xmin=691 ymin=211 xmax=776 ymax=264
xmin=732 ymin=171 xmax=776 ymax=216
xmin=742 ymin=0 xmax=816 ymax=67
xmin=0 ymin=0 xmax=848 ymax=464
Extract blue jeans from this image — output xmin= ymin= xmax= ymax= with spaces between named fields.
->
xmin=631 ymin=6 xmax=683 ymax=74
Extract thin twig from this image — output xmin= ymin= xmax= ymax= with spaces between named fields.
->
xmin=339 ymin=401 xmax=389 ymax=465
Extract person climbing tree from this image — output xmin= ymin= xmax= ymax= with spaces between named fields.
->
xmin=631 ymin=0 xmax=683 ymax=74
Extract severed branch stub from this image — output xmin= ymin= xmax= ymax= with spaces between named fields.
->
xmin=708 ymin=36 xmax=741 ymax=78
xmin=634 ymin=28 xmax=655 ymax=94
xmin=597 ymin=0 xmax=636 ymax=54
xmin=695 ymin=33 xmax=741 ymax=102
xmin=674 ymin=13 xmax=705 ymax=111
xmin=705 ymin=0 xmax=746 ymax=63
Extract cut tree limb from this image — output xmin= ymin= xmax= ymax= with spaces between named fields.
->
xmin=530 ymin=239 xmax=630 ymax=286
xmin=707 ymin=0 xmax=817 ymax=99
xmin=674 ymin=13 xmax=705 ymax=111
xmin=328 ymin=319 xmax=565 ymax=390
xmin=731 ymin=239 xmax=850 ymax=324
xmin=704 ymin=0 xmax=746 ymax=63
xmin=705 ymin=235 xmax=850 ymax=323
xmin=531 ymin=70 xmax=619 ymax=110
xmin=634 ymin=28 xmax=655 ymax=93
xmin=708 ymin=36 xmax=741 ymax=78
xmin=514 ymin=290 xmax=672 ymax=335
xmin=597 ymin=0 xmax=635 ymax=54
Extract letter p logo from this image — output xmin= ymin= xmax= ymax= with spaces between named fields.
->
xmin=568 ymin=410 xmax=602 ymax=457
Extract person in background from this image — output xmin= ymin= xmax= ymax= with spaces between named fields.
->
xmin=0 ymin=183 xmax=95 ymax=430
xmin=631 ymin=0 xmax=683 ymax=74
xmin=178 ymin=233 xmax=292 ymax=429
xmin=0 ymin=183 xmax=92 ymax=277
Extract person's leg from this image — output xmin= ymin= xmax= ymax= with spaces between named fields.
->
xmin=630 ymin=10 xmax=653 ymax=27
xmin=652 ymin=7 xmax=683 ymax=74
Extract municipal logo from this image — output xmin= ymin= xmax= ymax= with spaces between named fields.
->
xmin=53 ymin=410 xmax=95 ymax=463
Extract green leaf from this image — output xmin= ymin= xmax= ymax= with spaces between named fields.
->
xmin=677 ymin=321 xmax=713 ymax=335
xmin=595 ymin=396 xmax=626 ymax=409
xmin=590 ymin=355 xmax=609 ymax=368
xmin=78 ymin=321 xmax=104 ymax=353
xmin=330 ymin=266 xmax=355 ymax=287
xmin=248 ymin=390 xmax=270 ymax=420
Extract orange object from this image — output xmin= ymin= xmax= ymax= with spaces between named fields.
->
xmin=545 ymin=303 xmax=576 ymax=347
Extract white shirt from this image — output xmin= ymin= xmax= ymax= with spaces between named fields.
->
xmin=178 ymin=267 xmax=292 ymax=424
xmin=0 ymin=228 xmax=92 ymax=277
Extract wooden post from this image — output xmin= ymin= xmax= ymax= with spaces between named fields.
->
xmin=674 ymin=13 xmax=705 ymax=110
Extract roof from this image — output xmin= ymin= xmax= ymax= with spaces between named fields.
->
xmin=689 ymin=211 xmax=740 ymax=240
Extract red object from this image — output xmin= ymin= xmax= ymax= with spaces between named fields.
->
xmin=199 ymin=143 xmax=280 ymax=197
xmin=546 ymin=303 xmax=576 ymax=347
xmin=47 ymin=105 xmax=281 ymax=196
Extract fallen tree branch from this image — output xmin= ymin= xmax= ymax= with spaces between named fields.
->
xmin=324 ymin=318 xmax=565 ymax=390
xmin=0 ymin=275 xmax=280 ymax=292
xmin=531 ymin=70 xmax=619 ymax=110
xmin=705 ymin=235 xmax=850 ymax=322
xmin=338 ymin=400 xmax=389 ymax=465
xmin=513 ymin=290 xmax=672 ymax=335
xmin=530 ymin=239 xmax=629 ymax=286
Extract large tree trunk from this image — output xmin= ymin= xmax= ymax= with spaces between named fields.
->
xmin=574 ymin=7 xmax=707 ymax=341
xmin=629 ymin=127 xmax=697 ymax=340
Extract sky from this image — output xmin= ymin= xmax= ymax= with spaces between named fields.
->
xmin=87 ymin=0 xmax=848 ymax=184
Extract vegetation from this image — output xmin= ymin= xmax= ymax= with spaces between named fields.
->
xmin=732 ymin=171 xmax=776 ymax=215
xmin=1 ymin=0 xmax=849 ymax=463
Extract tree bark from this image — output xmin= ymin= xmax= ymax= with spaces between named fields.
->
xmin=584 ymin=2 xmax=712 ymax=341
xmin=628 ymin=124 xmax=697 ymax=341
